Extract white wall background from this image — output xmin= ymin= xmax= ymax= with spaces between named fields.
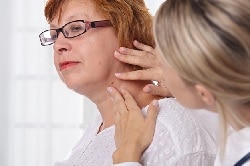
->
xmin=0 ymin=0 xmax=165 ymax=165
xmin=146 ymin=0 xmax=165 ymax=15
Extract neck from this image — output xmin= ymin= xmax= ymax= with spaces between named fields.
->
xmin=93 ymin=80 xmax=162 ymax=131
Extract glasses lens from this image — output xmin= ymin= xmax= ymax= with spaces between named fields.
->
xmin=39 ymin=21 xmax=87 ymax=46
xmin=63 ymin=21 xmax=86 ymax=38
xmin=39 ymin=30 xmax=57 ymax=46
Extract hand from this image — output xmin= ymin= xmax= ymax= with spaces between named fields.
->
xmin=107 ymin=87 xmax=159 ymax=164
xmin=114 ymin=40 xmax=171 ymax=97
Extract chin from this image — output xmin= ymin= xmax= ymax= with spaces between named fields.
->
xmin=61 ymin=75 xmax=81 ymax=91
xmin=64 ymin=80 xmax=81 ymax=91
xmin=65 ymin=79 xmax=93 ymax=97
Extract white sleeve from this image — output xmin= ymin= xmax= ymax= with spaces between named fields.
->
xmin=113 ymin=162 xmax=142 ymax=166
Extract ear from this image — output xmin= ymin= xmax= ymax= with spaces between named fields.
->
xmin=195 ymin=84 xmax=215 ymax=106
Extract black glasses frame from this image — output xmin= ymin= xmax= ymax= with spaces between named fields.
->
xmin=39 ymin=20 xmax=112 ymax=46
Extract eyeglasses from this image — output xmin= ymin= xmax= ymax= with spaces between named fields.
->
xmin=39 ymin=20 xmax=112 ymax=46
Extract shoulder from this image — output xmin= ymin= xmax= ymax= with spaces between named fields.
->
xmin=156 ymin=98 xmax=215 ymax=136
xmin=218 ymin=127 xmax=250 ymax=165
xmin=71 ymin=114 xmax=102 ymax=151
xmin=156 ymin=98 xmax=201 ymax=130
xmin=141 ymin=98 xmax=217 ymax=165
xmin=156 ymin=98 xmax=216 ymax=150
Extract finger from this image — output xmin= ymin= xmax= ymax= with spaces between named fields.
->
xmin=143 ymin=84 xmax=172 ymax=97
xmin=114 ymin=108 xmax=121 ymax=124
xmin=133 ymin=40 xmax=154 ymax=53
xmin=146 ymin=100 xmax=159 ymax=122
xmin=145 ymin=100 xmax=159 ymax=138
xmin=119 ymin=42 xmax=154 ymax=58
xmin=119 ymin=46 xmax=145 ymax=57
xmin=115 ymin=68 xmax=161 ymax=81
xmin=120 ymin=89 xmax=141 ymax=113
xmin=114 ymin=50 xmax=158 ymax=68
xmin=107 ymin=87 xmax=128 ymax=116
xmin=114 ymin=122 xmax=121 ymax=148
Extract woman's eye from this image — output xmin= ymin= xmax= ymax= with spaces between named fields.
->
xmin=70 ymin=26 xmax=84 ymax=32
xmin=51 ymin=34 xmax=57 ymax=40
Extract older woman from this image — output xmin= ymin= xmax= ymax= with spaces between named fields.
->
xmin=39 ymin=0 xmax=217 ymax=165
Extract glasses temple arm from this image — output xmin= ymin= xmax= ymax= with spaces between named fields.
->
xmin=90 ymin=20 xmax=112 ymax=28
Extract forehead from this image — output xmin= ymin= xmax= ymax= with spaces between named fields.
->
xmin=51 ymin=0 xmax=104 ymax=27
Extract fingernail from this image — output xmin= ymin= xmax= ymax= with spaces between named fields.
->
xmin=119 ymin=47 xmax=126 ymax=52
xmin=115 ymin=73 xmax=121 ymax=77
xmin=152 ymin=100 xmax=159 ymax=107
xmin=114 ymin=51 xmax=121 ymax=56
xmin=107 ymin=87 xmax=113 ymax=93
xmin=143 ymin=86 xmax=151 ymax=93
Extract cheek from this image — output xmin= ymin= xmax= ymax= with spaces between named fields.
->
xmin=53 ymin=53 xmax=65 ymax=81
xmin=163 ymin=65 xmax=206 ymax=109
xmin=163 ymin=67 xmax=182 ymax=94
xmin=164 ymin=69 xmax=195 ymax=107
xmin=172 ymin=81 xmax=205 ymax=109
xmin=166 ymin=78 xmax=185 ymax=100
xmin=83 ymin=42 xmax=117 ymax=65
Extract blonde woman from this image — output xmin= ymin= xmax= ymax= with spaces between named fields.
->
xmin=109 ymin=0 xmax=250 ymax=165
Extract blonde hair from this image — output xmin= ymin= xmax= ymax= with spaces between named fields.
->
xmin=154 ymin=0 xmax=250 ymax=155
xmin=44 ymin=0 xmax=154 ymax=49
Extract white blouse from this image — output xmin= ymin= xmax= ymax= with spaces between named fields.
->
xmin=214 ymin=127 xmax=250 ymax=166
xmin=55 ymin=98 xmax=218 ymax=166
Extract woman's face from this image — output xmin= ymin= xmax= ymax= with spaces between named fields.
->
xmin=158 ymin=52 xmax=207 ymax=110
xmin=51 ymin=0 xmax=120 ymax=96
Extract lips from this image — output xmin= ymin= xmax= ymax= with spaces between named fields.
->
xmin=59 ymin=61 xmax=80 ymax=71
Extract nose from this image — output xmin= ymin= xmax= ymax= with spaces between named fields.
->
xmin=53 ymin=32 xmax=71 ymax=54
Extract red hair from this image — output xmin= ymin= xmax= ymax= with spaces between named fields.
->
xmin=44 ymin=0 xmax=154 ymax=48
